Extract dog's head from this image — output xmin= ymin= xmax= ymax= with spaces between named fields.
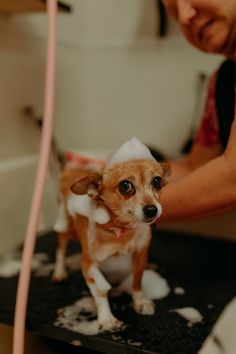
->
xmin=71 ymin=138 xmax=170 ymax=228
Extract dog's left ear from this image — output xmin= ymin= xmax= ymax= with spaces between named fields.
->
xmin=71 ymin=171 xmax=102 ymax=199
xmin=161 ymin=162 xmax=171 ymax=187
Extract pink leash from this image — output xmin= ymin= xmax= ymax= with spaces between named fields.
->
xmin=13 ymin=1 xmax=57 ymax=353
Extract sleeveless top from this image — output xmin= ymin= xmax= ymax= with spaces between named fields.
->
xmin=215 ymin=59 xmax=236 ymax=149
xmin=195 ymin=60 xmax=235 ymax=149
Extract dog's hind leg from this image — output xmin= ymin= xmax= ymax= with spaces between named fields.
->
xmin=132 ymin=230 xmax=155 ymax=315
xmin=52 ymin=201 xmax=70 ymax=281
xmin=52 ymin=231 xmax=69 ymax=282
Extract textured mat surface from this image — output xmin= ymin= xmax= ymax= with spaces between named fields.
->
xmin=0 ymin=229 xmax=236 ymax=354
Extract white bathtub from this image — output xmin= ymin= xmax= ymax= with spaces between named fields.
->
xmin=0 ymin=154 xmax=57 ymax=255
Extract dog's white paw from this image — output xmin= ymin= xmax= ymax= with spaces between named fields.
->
xmin=99 ymin=316 xmax=124 ymax=332
xmin=52 ymin=269 xmax=68 ymax=282
xmin=134 ymin=299 xmax=155 ymax=315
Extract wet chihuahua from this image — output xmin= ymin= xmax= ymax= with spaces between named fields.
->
xmin=53 ymin=138 xmax=169 ymax=331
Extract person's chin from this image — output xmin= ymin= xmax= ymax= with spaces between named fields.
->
xmin=201 ymin=27 xmax=233 ymax=56
xmin=184 ymin=26 xmax=233 ymax=57
xmin=206 ymin=38 xmax=232 ymax=57
xmin=194 ymin=35 xmax=231 ymax=56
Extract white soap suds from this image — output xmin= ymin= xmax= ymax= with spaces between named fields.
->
xmin=127 ymin=339 xmax=142 ymax=347
xmin=115 ymin=269 xmax=170 ymax=300
xmin=106 ymin=137 xmax=155 ymax=168
xmin=67 ymin=195 xmax=110 ymax=225
xmin=55 ymin=269 xmax=170 ymax=336
xmin=101 ymin=254 xmax=132 ymax=284
xmin=199 ymin=297 xmax=236 ymax=354
xmin=170 ymin=307 xmax=203 ymax=327
xmin=0 ymin=252 xmax=49 ymax=278
xmin=33 ymin=253 xmax=49 ymax=262
xmin=71 ymin=340 xmax=82 ymax=346
xmin=67 ymin=194 xmax=93 ymax=218
xmin=174 ymin=287 xmax=185 ymax=295
xmin=93 ymin=206 xmax=110 ymax=224
xmin=0 ymin=259 xmax=22 ymax=277
xmin=34 ymin=263 xmax=55 ymax=277
xmin=55 ymin=296 xmax=100 ymax=335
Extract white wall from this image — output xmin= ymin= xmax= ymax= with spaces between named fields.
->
xmin=52 ymin=0 xmax=222 ymax=157
xmin=0 ymin=0 xmax=235 ymax=259
xmin=0 ymin=0 xmax=222 ymax=161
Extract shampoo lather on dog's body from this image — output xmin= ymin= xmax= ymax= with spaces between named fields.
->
xmin=54 ymin=193 xmax=111 ymax=243
xmin=67 ymin=194 xmax=110 ymax=224
xmin=53 ymin=137 xmax=170 ymax=331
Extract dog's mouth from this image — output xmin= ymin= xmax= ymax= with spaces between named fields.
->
xmin=143 ymin=216 xmax=158 ymax=224
xmin=125 ymin=203 xmax=162 ymax=226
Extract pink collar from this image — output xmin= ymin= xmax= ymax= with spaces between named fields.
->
xmin=109 ymin=227 xmax=126 ymax=240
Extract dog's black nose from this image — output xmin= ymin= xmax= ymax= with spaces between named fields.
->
xmin=143 ymin=205 xmax=158 ymax=219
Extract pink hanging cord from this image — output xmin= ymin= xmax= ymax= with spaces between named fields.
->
xmin=13 ymin=1 xmax=57 ymax=353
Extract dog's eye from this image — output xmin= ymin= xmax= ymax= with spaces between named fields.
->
xmin=119 ymin=180 xmax=135 ymax=195
xmin=152 ymin=176 xmax=162 ymax=189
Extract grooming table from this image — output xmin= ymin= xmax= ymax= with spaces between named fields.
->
xmin=0 ymin=229 xmax=236 ymax=354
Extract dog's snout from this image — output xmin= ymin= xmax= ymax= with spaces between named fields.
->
xmin=143 ymin=205 xmax=158 ymax=219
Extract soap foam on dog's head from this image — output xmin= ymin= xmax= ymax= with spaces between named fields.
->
xmin=106 ymin=137 xmax=155 ymax=168
xmin=102 ymin=137 xmax=170 ymax=226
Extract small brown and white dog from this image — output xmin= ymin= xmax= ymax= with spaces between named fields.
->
xmin=53 ymin=137 xmax=169 ymax=331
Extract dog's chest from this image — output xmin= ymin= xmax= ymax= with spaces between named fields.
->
xmin=66 ymin=194 xmax=150 ymax=262
xmin=92 ymin=224 xmax=150 ymax=262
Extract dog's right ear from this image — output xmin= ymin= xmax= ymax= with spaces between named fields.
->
xmin=161 ymin=162 xmax=171 ymax=186
xmin=71 ymin=171 xmax=102 ymax=198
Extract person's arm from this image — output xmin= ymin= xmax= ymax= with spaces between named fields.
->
xmin=169 ymin=142 xmax=222 ymax=182
xmin=169 ymin=72 xmax=221 ymax=183
xmin=158 ymin=119 xmax=236 ymax=223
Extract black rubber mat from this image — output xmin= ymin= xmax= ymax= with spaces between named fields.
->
xmin=0 ymin=229 xmax=236 ymax=354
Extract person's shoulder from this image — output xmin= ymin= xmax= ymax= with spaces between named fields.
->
xmin=217 ymin=59 xmax=235 ymax=78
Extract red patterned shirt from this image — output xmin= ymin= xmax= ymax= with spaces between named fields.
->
xmin=195 ymin=63 xmax=235 ymax=148
xmin=195 ymin=72 xmax=221 ymax=147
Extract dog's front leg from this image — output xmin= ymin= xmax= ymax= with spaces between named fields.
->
xmin=81 ymin=258 xmax=123 ymax=331
xmin=132 ymin=230 xmax=155 ymax=315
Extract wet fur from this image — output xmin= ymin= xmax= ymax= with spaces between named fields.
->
xmin=53 ymin=159 xmax=169 ymax=331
